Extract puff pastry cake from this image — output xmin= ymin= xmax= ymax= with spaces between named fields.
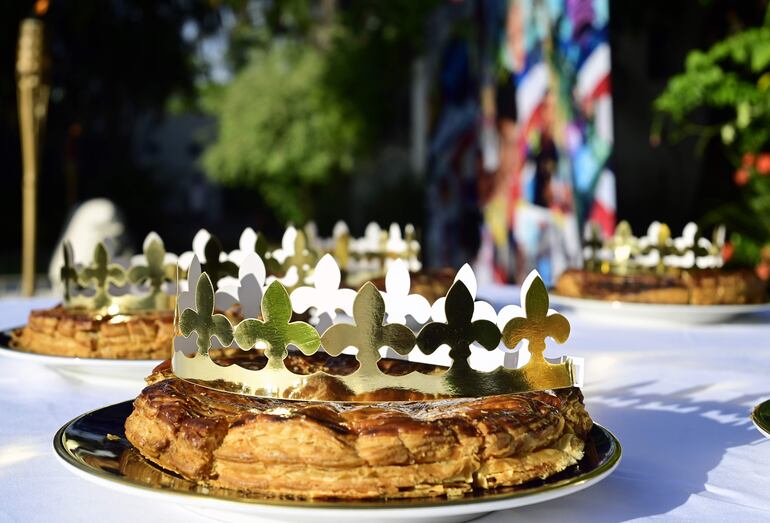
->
xmin=125 ymin=355 xmax=592 ymax=500
xmin=554 ymin=268 xmax=765 ymax=305
xmin=11 ymin=306 xmax=174 ymax=359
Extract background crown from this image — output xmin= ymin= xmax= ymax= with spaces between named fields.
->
xmin=172 ymin=255 xmax=581 ymax=403
xmin=178 ymin=222 xmax=422 ymax=291
xmin=583 ymin=220 xmax=725 ymax=275
xmin=61 ymin=232 xmax=178 ymax=313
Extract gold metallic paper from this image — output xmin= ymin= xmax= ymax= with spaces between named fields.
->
xmin=127 ymin=237 xmax=177 ymax=310
xmin=234 ymin=282 xmax=321 ymax=368
xmin=606 ymin=221 xmax=638 ymax=275
xmin=179 ymin=273 xmax=234 ymax=352
xmin=640 ymin=222 xmax=674 ymax=274
xmin=587 ymin=220 xmax=724 ymax=276
xmin=78 ymin=243 xmax=126 ymax=309
xmin=321 ymin=283 xmax=415 ymax=373
xmin=193 ymin=224 xmax=422 ymax=291
xmin=501 ymin=275 xmax=572 ymax=391
xmin=62 ymin=237 xmax=176 ymax=314
xmin=416 ymin=283 xmax=500 ymax=369
xmin=172 ymin=269 xmax=579 ymax=402
xmin=281 ymin=230 xmax=318 ymax=287
xmin=202 ymin=236 xmax=238 ymax=283
xmin=254 ymin=231 xmax=282 ymax=274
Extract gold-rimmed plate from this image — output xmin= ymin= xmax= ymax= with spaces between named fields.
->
xmin=752 ymin=399 xmax=770 ymax=439
xmin=547 ymin=295 xmax=770 ymax=325
xmin=54 ymin=401 xmax=621 ymax=523
xmin=477 ymin=285 xmax=770 ymax=326
xmin=0 ymin=328 xmax=157 ymax=386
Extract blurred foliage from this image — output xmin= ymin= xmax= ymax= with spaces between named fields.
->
xmin=653 ymin=4 xmax=770 ymax=274
xmin=203 ymin=44 xmax=361 ymax=222
xmin=201 ymin=0 xmax=439 ymax=223
xmin=0 ymin=0 xmax=438 ymax=272
xmin=722 ymin=167 xmax=770 ymax=272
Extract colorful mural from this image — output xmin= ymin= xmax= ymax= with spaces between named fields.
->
xmin=425 ymin=0 xmax=614 ymax=285
xmin=481 ymin=0 xmax=614 ymax=284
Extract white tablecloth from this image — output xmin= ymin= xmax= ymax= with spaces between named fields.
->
xmin=1 ymin=292 xmax=770 ymax=522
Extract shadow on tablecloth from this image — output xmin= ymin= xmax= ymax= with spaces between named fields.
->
xmin=482 ymin=382 xmax=770 ymax=522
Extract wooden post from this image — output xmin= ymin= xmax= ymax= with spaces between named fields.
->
xmin=16 ymin=18 xmax=49 ymax=296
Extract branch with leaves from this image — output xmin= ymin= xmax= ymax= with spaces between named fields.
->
xmin=652 ymin=5 xmax=770 ymax=278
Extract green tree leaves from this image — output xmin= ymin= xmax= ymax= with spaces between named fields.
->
xmin=202 ymin=44 xmax=362 ymax=223
xmin=653 ymin=8 xmax=770 ymax=268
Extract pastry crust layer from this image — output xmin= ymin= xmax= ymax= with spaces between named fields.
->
xmin=555 ymin=268 xmax=766 ymax=304
xmin=11 ymin=305 xmax=173 ymax=359
xmin=125 ymin=364 xmax=592 ymax=500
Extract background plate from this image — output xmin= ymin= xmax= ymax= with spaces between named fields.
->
xmin=54 ymin=400 xmax=621 ymax=523
xmin=547 ymin=295 xmax=770 ymax=325
xmin=0 ymin=328 xmax=157 ymax=386
xmin=752 ymin=399 xmax=770 ymax=439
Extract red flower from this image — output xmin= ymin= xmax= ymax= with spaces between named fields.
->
xmin=722 ymin=243 xmax=734 ymax=263
xmin=742 ymin=153 xmax=756 ymax=167
xmin=734 ymin=168 xmax=750 ymax=186
xmin=757 ymin=261 xmax=769 ymax=281
xmin=756 ymin=154 xmax=770 ymax=175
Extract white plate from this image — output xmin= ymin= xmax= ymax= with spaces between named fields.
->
xmin=54 ymin=401 xmax=621 ymax=523
xmin=0 ymin=328 xmax=157 ymax=386
xmin=547 ymin=295 xmax=770 ymax=325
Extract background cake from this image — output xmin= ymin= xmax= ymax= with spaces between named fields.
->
xmin=554 ymin=221 xmax=767 ymax=305
xmin=11 ymin=234 xmax=178 ymax=359
xmin=12 ymin=306 xmax=173 ymax=359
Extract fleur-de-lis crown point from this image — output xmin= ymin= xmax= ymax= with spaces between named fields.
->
xmin=199 ymin=235 xmax=238 ymax=283
xmin=502 ymin=271 xmax=570 ymax=353
xmin=233 ymin=281 xmax=320 ymax=366
xmin=416 ymin=281 xmax=500 ymax=364
xmin=179 ymin=272 xmax=234 ymax=353
xmin=321 ymin=282 xmax=415 ymax=368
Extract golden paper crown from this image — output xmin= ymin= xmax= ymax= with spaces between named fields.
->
xmin=61 ymin=232 xmax=178 ymax=313
xmin=583 ymin=220 xmax=725 ymax=275
xmin=59 ymin=225 xmax=318 ymax=315
xmin=179 ymin=227 xmax=318 ymax=290
xmin=172 ymin=255 xmax=580 ymax=403
xmin=59 ymin=221 xmax=421 ymax=316
xmin=318 ymin=221 xmax=422 ymax=280
xmin=180 ymin=222 xmax=422 ymax=290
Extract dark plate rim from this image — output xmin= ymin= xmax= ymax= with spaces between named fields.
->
xmin=753 ymin=399 xmax=770 ymax=435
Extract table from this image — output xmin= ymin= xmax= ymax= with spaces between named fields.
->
xmin=1 ymin=293 xmax=770 ymax=522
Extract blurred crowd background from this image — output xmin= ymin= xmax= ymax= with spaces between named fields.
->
xmin=1 ymin=0 xmax=768 ymax=292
